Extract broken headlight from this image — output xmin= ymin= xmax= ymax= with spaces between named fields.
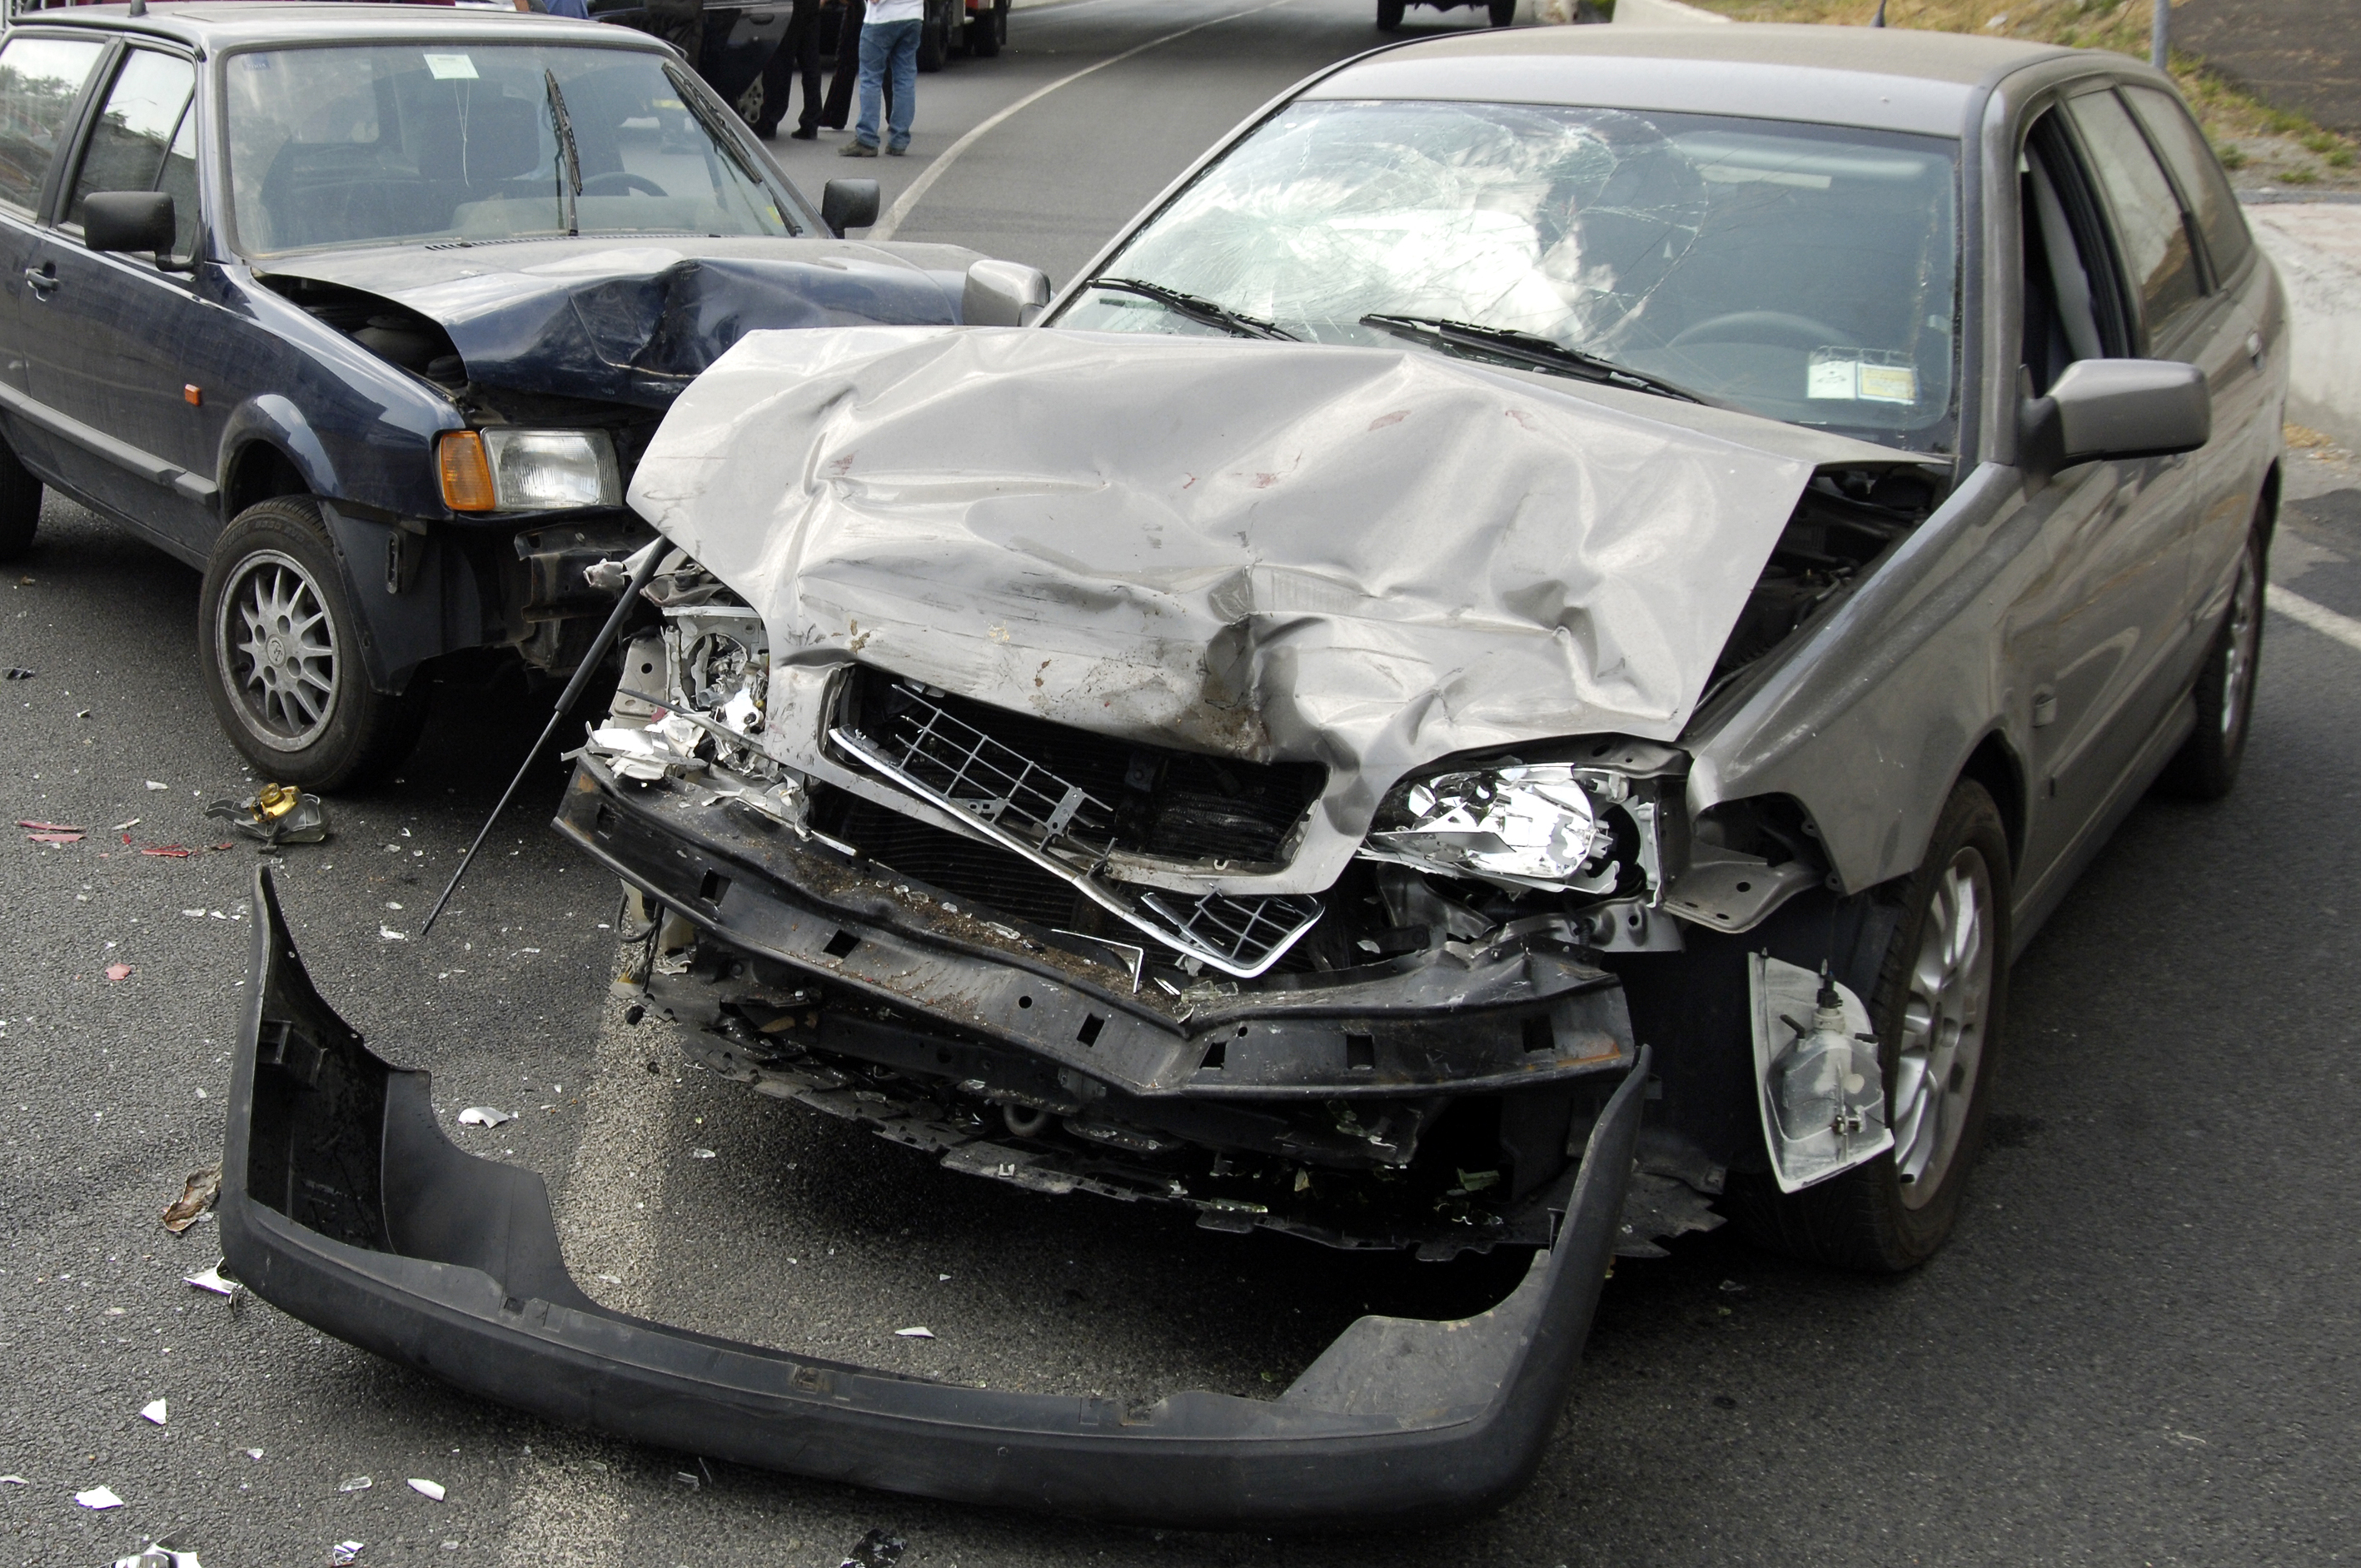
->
xmin=438 ymin=429 xmax=620 ymax=512
xmin=1362 ymin=761 xmax=1666 ymax=898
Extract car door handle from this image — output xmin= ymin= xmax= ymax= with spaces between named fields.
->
xmin=22 ymin=263 xmax=56 ymax=296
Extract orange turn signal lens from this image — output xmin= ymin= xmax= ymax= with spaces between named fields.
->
xmin=437 ymin=431 xmax=497 ymax=513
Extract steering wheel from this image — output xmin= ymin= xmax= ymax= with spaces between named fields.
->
xmin=1668 ymin=311 xmax=1849 ymax=351
xmin=582 ymin=172 xmax=668 ymax=198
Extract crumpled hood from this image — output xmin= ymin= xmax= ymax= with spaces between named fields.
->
xmin=627 ymin=326 xmax=1880 ymax=886
xmin=258 ymin=238 xmax=973 ymax=408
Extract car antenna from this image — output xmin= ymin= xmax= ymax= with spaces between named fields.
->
xmin=420 ymin=540 xmax=666 ymax=937
xmin=1870 ymin=0 xmax=1887 ymax=24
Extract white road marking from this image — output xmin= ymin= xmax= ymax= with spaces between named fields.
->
xmin=496 ymin=994 xmax=678 ymax=1568
xmin=2269 ymin=583 xmax=2361 ymax=654
xmin=869 ymin=0 xmax=1303 ymax=241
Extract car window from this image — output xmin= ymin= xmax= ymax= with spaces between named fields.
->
xmin=1057 ymin=101 xmax=1962 ymax=453
xmin=2064 ymin=87 xmax=2202 ymax=347
xmin=67 ymin=49 xmax=197 ymax=248
xmin=2121 ymin=83 xmax=2254 ymax=282
xmin=159 ymin=103 xmax=198 ymax=260
xmin=0 ymin=35 xmax=106 ymax=215
xmin=224 ymin=42 xmax=799 ymax=256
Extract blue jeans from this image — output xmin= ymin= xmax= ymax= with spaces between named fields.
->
xmin=854 ymin=18 xmax=919 ymax=151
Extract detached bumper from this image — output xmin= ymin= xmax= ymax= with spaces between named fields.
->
xmin=222 ymin=869 xmax=1645 ymax=1528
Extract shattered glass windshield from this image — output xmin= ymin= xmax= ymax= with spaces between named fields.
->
xmin=1057 ymin=101 xmax=1960 ymax=450
xmin=225 ymin=43 xmax=800 ymax=256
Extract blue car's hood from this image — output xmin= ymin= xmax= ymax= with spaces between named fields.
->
xmin=255 ymin=236 xmax=978 ymax=408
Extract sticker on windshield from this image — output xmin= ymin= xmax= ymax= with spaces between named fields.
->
xmin=1808 ymin=348 xmax=1917 ymax=406
xmin=423 ymin=53 xmax=480 ymax=81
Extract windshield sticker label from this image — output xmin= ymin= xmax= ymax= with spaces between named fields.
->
xmin=423 ymin=53 xmax=479 ymax=81
xmin=1808 ymin=349 xmax=1916 ymax=405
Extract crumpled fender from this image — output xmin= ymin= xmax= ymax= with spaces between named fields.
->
xmin=219 ymin=867 xmax=1646 ymax=1527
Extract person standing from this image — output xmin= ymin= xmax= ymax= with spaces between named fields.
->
xmin=754 ymin=0 xmax=833 ymax=140
xmin=839 ymin=0 xmax=921 ymax=157
xmin=817 ymin=0 xmax=865 ymax=131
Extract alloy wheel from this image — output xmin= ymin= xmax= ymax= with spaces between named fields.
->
xmin=2219 ymin=545 xmax=2262 ymax=745
xmin=217 ymin=549 xmax=341 ymax=751
xmin=1891 ymin=846 xmax=1994 ymax=1207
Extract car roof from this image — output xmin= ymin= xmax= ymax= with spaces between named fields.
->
xmin=1306 ymin=23 xmax=2081 ymax=137
xmin=8 ymin=2 xmax=652 ymax=53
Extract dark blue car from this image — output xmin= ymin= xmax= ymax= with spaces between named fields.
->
xmin=0 ymin=2 xmax=1024 ymax=787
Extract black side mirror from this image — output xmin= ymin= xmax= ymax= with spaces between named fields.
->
xmin=960 ymin=258 xmax=1051 ymax=327
xmin=820 ymin=178 xmax=879 ymax=237
xmin=84 ymin=190 xmax=178 ymax=260
xmin=2020 ymin=358 xmax=2209 ymax=478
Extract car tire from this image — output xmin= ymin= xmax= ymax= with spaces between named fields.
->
xmin=2159 ymin=523 xmax=2266 ymax=802
xmin=1488 ymin=0 xmax=1516 ymax=25
xmin=918 ymin=8 xmax=948 ymax=71
xmin=1377 ymin=0 xmax=1406 ymax=29
xmin=199 ymin=496 xmax=428 ymax=792
xmin=1726 ymin=779 xmax=2012 ymax=1272
xmin=969 ymin=0 xmax=1005 ymax=56
xmin=0 ymin=439 xmax=42 ymax=561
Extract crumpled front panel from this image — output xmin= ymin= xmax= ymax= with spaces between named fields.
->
xmin=628 ymin=326 xmax=1818 ymax=892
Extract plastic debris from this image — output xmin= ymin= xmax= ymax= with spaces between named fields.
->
xmin=2 ymin=666 xmax=32 ymax=679
xmin=690 ymin=1147 xmax=716 ymax=1160
xmin=162 ymin=1167 xmax=222 ymax=1234
xmin=338 ymin=1475 xmax=373 ymax=1493
xmin=380 ymin=925 xmax=408 ymax=942
xmin=145 ymin=780 xmax=168 ymax=791
xmin=0 ymin=1476 xmax=22 ymax=1485
xmin=894 ymin=1327 xmax=936 ymax=1339
xmin=185 ymin=1262 xmax=237 ymax=1297
xmin=75 ymin=1485 xmax=125 ymax=1509
xmin=456 ymin=1107 xmax=514 ymax=1128
xmin=113 ymin=818 xmax=141 ymax=831
xmin=20 ymin=818 xmax=84 ymax=844
xmin=244 ymin=1450 xmax=263 ymax=1461
xmin=839 ymin=1528 xmax=906 ymax=1568
xmin=672 ymin=1471 xmax=700 ymax=1491
xmin=407 ymin=1478 xmax=446 ymax=1501
xmin=105 ymin=963 xmax=133 ymax=982
xmin=140 ymin=845 xmax=193 ymax=859
xmin=204 ymin=783 xmax=329 ymax=847
xmin=333 ymin=1543 xmax=366 ymax=1566
xmin=140 ymin=1398 xmax=168 ymax=1425
xmin=114 ymin=1546 xmax=202 ymax=1568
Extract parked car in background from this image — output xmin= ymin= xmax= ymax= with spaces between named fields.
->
xmin=222 ymin=21 xmax=2284 ymax=1531
xmin=0 ymin=2 xmax=1004 ymax=788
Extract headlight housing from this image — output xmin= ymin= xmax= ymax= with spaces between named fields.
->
xmin=438 ymin=429 xmax=621 ymax=512
xmin=1362 ymin=759 xmax=1670 ymax=898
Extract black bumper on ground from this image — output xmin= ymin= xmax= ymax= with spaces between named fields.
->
xmin=222 ymin=868 xmax=1647 ymax=1528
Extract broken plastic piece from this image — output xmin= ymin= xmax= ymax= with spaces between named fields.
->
xmin=339 ymin=1475 xmax=374 ymax=1492
xmin=690 ymin=1146 xmax=716 ymax=1160
xmin=1748 ymin=955 xmax=1892 ymax=1192
xmin=140 ymin=1398 xmax=167 ymax=1425
xmin=332 ymin=1543 xmax=366 ymax=1566
xmin=113 ymin=1546 xmax=202 ymax=1568
xmin=407 ymin=1477 xmax=446 ymax=1501
xmin=204 ymin=785 xmax=329 ymax=847
xmin=141 ymin=845 xmax=193 ymax=859
xmin=456 ymin=1107 xmax=515 ymax=1128
xmin=162 ymin=1166 xmax=222 ymax=1234
xmin=185 ymin=1263 xmax=237 ymax=1296
xmin=893 ymin=1327 xmax=935 ymax=1339
xmin=17 ymin=819 xmax=82 ymax=832
xmin=2 ymin=666 xmax=32 ymax=679
xmin=75 ymin=1485 xmax=124 ymax=1509
xmin=0 ymin=1476 xmax=22 ymax=1486
xmin=839 ymin=1529 xmax=906 ymax=1568
xmin=23 ymin=824 xmax=82 ymax=844
xmin=106 ymin=963 xmax=133 ymax=982
xmin=146 ymin=780 xmax=168 ymax=791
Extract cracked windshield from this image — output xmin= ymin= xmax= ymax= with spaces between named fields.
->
xmin=224 ymin=43 xmax=797 ymax=256
xmin=1059 ymin=100 xmax=1961 ymax=451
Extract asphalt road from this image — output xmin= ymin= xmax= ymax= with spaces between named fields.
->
xmin=4 ymin=2 xmax=2359 ymax=1563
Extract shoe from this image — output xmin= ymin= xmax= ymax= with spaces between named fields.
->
xmin=790 ymin=126 xmax=818 ymax=141
xmin=885 ymin=142 xmax=908 ymax=157
xmin=839 ymin=140 xmax=879 ymax=157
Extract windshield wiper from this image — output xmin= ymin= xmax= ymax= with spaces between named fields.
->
xmin=1093 ymin=278 xmax=1295 ymax=341
xmin=544 ymin=69 xmax=583 ymax=237
xmin=1359 ymin=313 xmax=1710 ymax=405
xmin=664 ymin=64 xmax=770 ymax=193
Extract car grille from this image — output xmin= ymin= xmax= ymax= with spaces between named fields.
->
xmin=824 ymin=795 xmax=1080 ymax=930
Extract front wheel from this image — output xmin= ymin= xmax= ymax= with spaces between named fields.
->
xmin=199 ymin=496 xmax=428 ymax=791
xmin=1377 ymin=0 xmax=1406 ymax=28
xmin=0 ymin=439 xmax=42 ymax=560
xmin=1726 ymin=780 xmax=2011 ymax=1272
xmin=1488 ymin=0 xmax=1517 ymax=24
xmin=2159 ymin=525 xmax=2266 ymax=800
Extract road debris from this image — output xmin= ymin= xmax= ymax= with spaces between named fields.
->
xmin=205 ymin=784 xmax=329 ymax=847
xmin=140 ymin=1398 xmax=167 ymax=1425
xmin=406 ymin=1478 xmax=446 ymax=1501
xmin=2 ymin=666 xmax=32 ymax=679
xmin=839 ymin=1528 xmax=906 ymax=1568
xmin=380 ymin=925 xmax=408 ymax=942
xmin=162 ymin=1167 xmax=221 ymax=1234
xmin=141 ymin=845 xmax=193 ymax=859
xmin=75 ymin=1485 xmax=125 ymax=1509
xmin=672 ymin=1471 xmax=700 ymax=1490
xmin=0 ymin=1476 xmax=22 ymax=1485
xmin=338 ymin=1475 xmax=374 ymax=1492
xmin=145 ymin=781 xmax=168 ymax=791
xmin=333 ymin=1542 xmax=366 ymax=1566
xmin=690 ymin=1147 xmax=716 ymax=1160
xmin=21 ymin=818 xmax=84 ymax=844
xmin=185 ymin=1263 xmax=237 ymax=1296
xmin=456 ymin=1107 xmax=514 ymax=1128
xmin=113 ymin=818 xmax=140 ymax=831
xmin=113 ymin=1545 xmax=202 ymax=1568
xmin=106 ymin=963 xmax=133 ymax=982
xmin=893 ymin=1327 xmax=935 ymax=1339
xmin=244 ymin=1449 xmax=263 ymax=1461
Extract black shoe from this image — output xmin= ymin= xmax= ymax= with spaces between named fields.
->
xmin=790 ymin=125 xmax=819 ymax=140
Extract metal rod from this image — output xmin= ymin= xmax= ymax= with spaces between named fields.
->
xmin=419 ymin=543 xmax=666 ymax=936
xmin=2151 ymin=0 xmax=2169 ymax=71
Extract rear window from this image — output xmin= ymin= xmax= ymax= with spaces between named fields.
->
xmin=2122 ymin=83 xmax=2254 ymax=282
xmin=0 ymin=34 xmax=105 ymax=213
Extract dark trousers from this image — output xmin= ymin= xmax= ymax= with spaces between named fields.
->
xmin=755 ymin=0 xmax=828 ymax=135
xmin=819 ymin=0 xmax=866 ymax=130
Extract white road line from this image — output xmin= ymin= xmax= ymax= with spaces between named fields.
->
xmin=869 ymin=0 xmax=1302 ymax=241
xmin=2269 ymin=583 xmax=2361 ymax=654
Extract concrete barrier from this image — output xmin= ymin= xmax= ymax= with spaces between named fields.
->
xmin=2250 ymin=202 xmax=2361 ymax=453
xmin=1611 ymin=0 xmax=1729 ymax=22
